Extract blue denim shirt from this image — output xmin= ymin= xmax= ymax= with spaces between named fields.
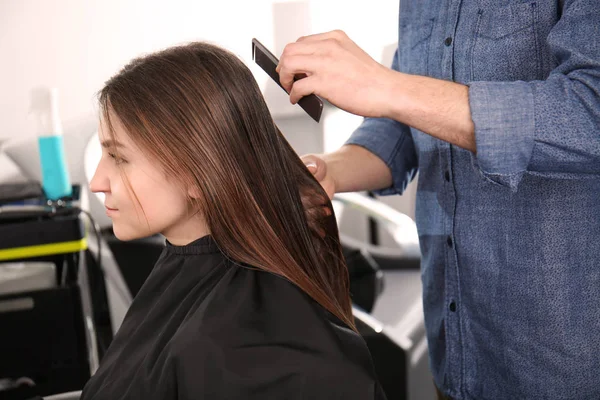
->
xmin=347 ymin=1 xmax=600 ymax=399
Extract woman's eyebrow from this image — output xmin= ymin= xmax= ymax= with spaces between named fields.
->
xmin=100 ymin=139 xmax=125 ymax=149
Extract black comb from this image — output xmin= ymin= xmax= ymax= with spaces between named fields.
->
xmin=252 ymin=38 xmax=323 ymax=123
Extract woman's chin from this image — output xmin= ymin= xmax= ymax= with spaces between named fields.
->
xmin=112 ymin=224 xmax=147 ymax=241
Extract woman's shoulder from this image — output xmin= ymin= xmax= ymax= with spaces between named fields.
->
xmin=174 ymin=263 xmax=357 ymax=356
xmin=201 ymin=263 xmax=338 ymax=333
xmin=168 ymin=263 xmax=384 ymax=399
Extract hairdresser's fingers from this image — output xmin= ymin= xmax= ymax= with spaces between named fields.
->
xmin=289 ymin=75 xmax=319 ymax=105
xmin=276 ymin=41 xmax=318 ymax=61
xmin=299 ymin=184 xmax=331 ymax=231
xmin=295 ymin=30 xmax=351 ymax=48
xmin=291 ymin=31 xmax=371 ymax=64
xmin=304 ymin=202 xmax=332 ymax=219
xmin=301 ymin=154 xmax=327 ymax=182
xmin=276 ymin=31 xmax=392 ymax=118
xmin=298 ymin=176 xmax=334 ymax=204
xmin=276 ymin=41 xmax=322 ymax=77
xmin=301 ymin=190 xmax=324 ymax=208
xmin=278 ymin=55 xmax=322 ymax=93
xmin=276 ymin=39 xmax=339 ymax=91
xmin=276 ymin=39 xmax=338 ymax=68
xmin=303 ymin=198 xmax=333 ymax=239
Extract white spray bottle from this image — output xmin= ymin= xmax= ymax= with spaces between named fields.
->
xmin=31 ymin=87 xmax=72 ymax=200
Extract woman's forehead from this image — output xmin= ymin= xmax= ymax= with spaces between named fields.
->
xmin=98 ymin=115 xmax=133 ymax=149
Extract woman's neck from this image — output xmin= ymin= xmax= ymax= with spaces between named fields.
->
xmin=162 ymin=213 xmax=210 ymax=246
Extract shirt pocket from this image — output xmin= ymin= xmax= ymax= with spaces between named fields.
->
xmin=470 ymin=2 xmax=542 ymax=82
xmin=398 ymin=18 xmax=435 ymax=76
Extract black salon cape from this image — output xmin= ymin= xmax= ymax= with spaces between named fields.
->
xmin=81 ymin=236 xmax=387 ymax=400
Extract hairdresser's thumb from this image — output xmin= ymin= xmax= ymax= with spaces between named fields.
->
xmin=301 ymin=154 xmax=326 ymax=181
xmin=305 ymin=162 xmax=318 ymax=174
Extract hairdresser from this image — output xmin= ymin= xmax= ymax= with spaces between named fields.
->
xmin=277 ymin=2 xmax=600 ymax=399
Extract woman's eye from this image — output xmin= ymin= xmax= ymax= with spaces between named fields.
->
xmin=108 ymin=152 xmax=126 ymax=164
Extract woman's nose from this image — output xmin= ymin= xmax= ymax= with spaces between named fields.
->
xmin=89 ymin=161 xmax=110 ymax=194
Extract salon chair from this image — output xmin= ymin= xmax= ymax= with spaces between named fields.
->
xmin=334 ymin=193 xmax=434 ymax=400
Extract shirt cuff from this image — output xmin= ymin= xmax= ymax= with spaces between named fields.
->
xmin=468 ymin=81 xmax=536 ymax=190
xmin=345 ymin=117 xmax=418 ymax=196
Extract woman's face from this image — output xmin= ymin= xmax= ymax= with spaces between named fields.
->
xmin=90 ymin=115 xmax=209 ymax=245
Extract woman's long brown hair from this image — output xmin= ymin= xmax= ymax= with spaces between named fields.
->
xmin=99 ymin=42 xmax=356 ymax=331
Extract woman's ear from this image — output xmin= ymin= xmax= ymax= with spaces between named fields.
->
xmin=187 ymin=186 xmax=201 ymax=199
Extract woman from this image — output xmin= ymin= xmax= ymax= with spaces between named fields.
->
xmin=83 ymin=41 xmax=386 ymax=399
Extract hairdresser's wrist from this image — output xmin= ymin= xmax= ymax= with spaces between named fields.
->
xmin=318 ymin=152 xmax=341 ymax=195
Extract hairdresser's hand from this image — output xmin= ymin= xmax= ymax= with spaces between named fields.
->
xmin=276 ymin=30 xmax=395 ymax=118
xmin=300 ymin=154 xmax=336 ymax=238
xmin=301 ymin=154 xmax=336 ymax=200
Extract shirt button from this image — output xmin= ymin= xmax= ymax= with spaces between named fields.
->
xmin=447 ymin=236 xmax=453 ymax=247
xmin=444 ymin=37 xmax=453 ymax=46
xmin=449 ymin=301 xmax=457 ymax=312
xmin=444 ymin=170 xmax=450 ymax=181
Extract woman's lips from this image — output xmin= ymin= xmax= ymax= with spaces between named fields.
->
xmin=105 ymin=206 xmax=118 ymax=216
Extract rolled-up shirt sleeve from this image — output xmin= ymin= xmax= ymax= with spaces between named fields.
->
xmin=345 ymin=49 xmax=419 ymax=196
xmin=469 ymin=0 xmax=600 ymax=190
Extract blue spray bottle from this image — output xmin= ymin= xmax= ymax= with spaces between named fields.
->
xmin=35 ymin=88 xmax=72 ymax=200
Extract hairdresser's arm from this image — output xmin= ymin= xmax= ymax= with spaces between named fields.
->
xmin=276 ymin=30 xmax=476 ymax=153
xmin=302 ymin=144 xmax=392 ymax=199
